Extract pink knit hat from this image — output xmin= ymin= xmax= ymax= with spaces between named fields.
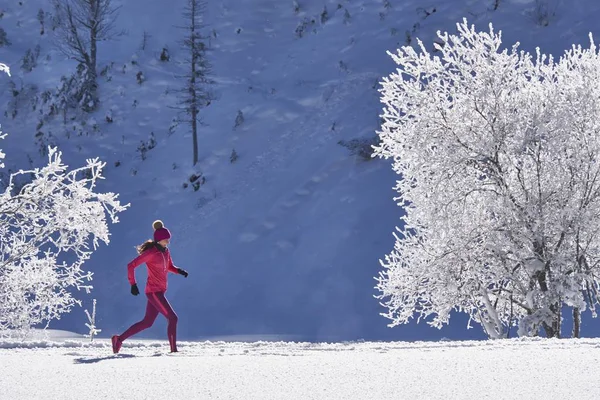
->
xmin=152 ymin=220 xmax=171 ymax=242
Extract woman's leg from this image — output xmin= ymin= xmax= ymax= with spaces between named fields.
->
xmin=147 ymin=291 xmax=179 ymax=352
xmin=118 ymin=295 xmax=160 ymax=342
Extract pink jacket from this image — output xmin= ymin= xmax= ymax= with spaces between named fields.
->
xmin=127 ymin=246 xmax=179 ymax=293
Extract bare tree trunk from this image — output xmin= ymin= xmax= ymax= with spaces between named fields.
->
xmin=530 ymin=281 xmax=559 ymax=338
xmin=87 ymin=1 xmax=99 ymax=111
xmin=190 ymin=0 xmax=199 ymax=166
xmin=553 ymin=300 xmax=561 ymax=338
xmin=90 ymin=1 xmax=98 ymax=79
xmin=533 ymin=239 xmax=560 ymax=338
xmin=192 ymin=107 xmax=198 ymax=165
xmin=573 ymin=307 xmax=580 ymax=338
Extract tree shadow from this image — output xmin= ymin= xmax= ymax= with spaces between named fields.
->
xmin=73 ymin=354 xmax=136 ymax=364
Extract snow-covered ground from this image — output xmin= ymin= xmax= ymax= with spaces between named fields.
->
xmin=1 ymin=333 xmax=598 ymax=399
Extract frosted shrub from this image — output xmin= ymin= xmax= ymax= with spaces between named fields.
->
xmin=0 ymin=64 xmax=128 ymax=333
xmin=0 ymin=146 xmax=128 ymax=332
xmin=84 ymin=299 xmax=101 ymax=341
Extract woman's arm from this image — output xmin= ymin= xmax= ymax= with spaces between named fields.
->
xmin=167 ymin=252 xmax=188 ymax=277
xmin=127 ymin=250 xmax=153 ymax=285
xmin=167 ymin=252 xmax=179 ymax=274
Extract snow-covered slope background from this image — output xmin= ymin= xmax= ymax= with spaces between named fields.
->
xmin=2 ymin=0 xmax=600 ymax=342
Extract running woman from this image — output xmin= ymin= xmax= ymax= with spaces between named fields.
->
xmin=111 ymin=220 xmax=188 ymax=353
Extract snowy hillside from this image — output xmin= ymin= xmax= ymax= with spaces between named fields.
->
xmin=2 ymin=332 xmax=599 ymax=399
xmin=3 ymin=0 xmax=600 ymax=342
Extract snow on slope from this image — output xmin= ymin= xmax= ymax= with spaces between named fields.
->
xmin=3 ymin=0 xmax=600 ymax=342
xmin=2 ymin=335 xmax=600 ymax=399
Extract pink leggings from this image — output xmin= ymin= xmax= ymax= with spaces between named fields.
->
xmin=119 ymin=291 xmax=178 ymax=351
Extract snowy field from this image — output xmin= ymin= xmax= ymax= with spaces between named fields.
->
xmin=1 ymin=334 xmax=600 ymax=399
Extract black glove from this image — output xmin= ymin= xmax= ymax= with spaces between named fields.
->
xmin=176 ymin=268 xmax=188 ymax=278
xmin=131 ymin=283 xmax=140 ymax=296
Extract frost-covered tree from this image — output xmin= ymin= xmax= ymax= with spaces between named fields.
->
xmin=0 ymin=65 xmax=128 ymax=333
xmin=51 ymin=0 xmax=122 ymax=111
xmin=375 ymin=19 xmax=600 ymax=339
xmin=173 ymin=0 xmax=213 ymax=166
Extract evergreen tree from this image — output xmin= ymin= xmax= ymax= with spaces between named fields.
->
xmin=173 ymin=0 xmax=213 ymax=166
